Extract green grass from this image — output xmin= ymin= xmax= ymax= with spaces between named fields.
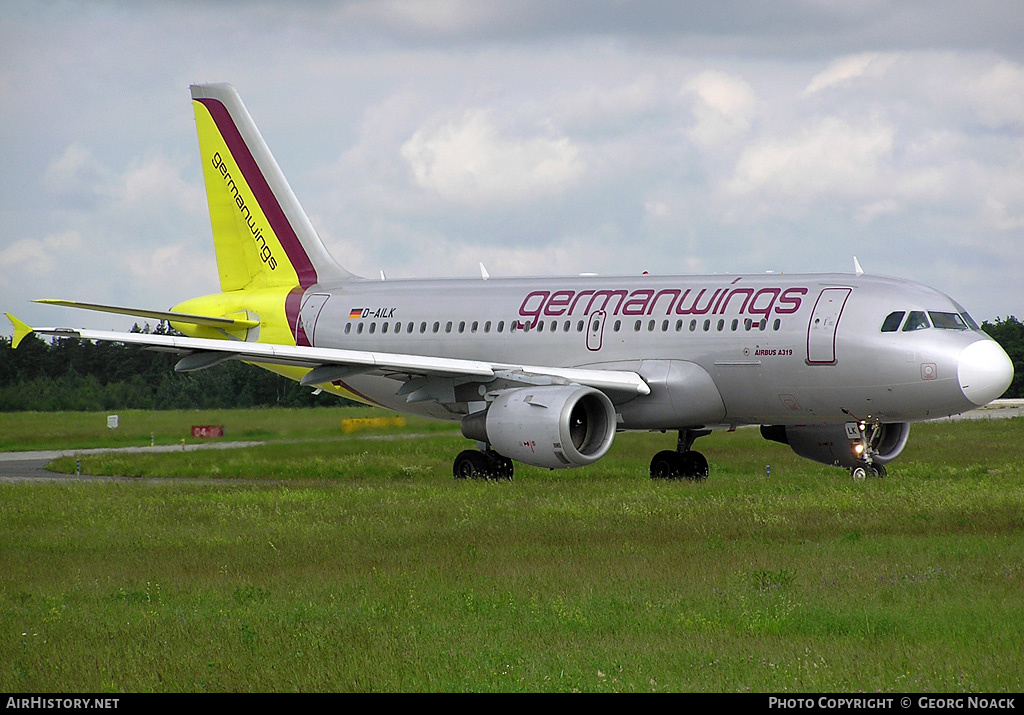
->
xmin=0 ymin=406 xmax=450 ymax=451
xmin=2 ymin=414 xmax=1023 ymax=692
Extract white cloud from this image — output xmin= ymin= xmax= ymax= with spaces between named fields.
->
xmin=400 ymin=109 xmax=585 ymax=204
xmin=0 ymin=231 xmax=82 ymax=292
xmin=803 ymin=53 xmax=898 ymax=95
xmin=112 ymin=155 xmax=204 ymax=216
xmin=684 ymin=70 xmax=758 ymax=146
xmin=972 ymin=60 xmax=1024 ymax=128
xmin=726 ymin=116 xmax=895 ymax=207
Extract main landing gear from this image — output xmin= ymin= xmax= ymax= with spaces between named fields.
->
xmin=453 ymin=449 xmax=514 ymax=480
xmin=650 ymin=429 xmax=711 ymax=481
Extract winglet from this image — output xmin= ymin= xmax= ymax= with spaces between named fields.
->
xmin=5 ymin=313 xmax=34 ymax=349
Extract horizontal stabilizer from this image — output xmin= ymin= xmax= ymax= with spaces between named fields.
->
xmin=33 ymin=299 xmax=260 ymax=330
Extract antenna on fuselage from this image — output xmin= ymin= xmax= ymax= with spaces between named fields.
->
xmin=853 ymin=257 xmax=864 ymax=276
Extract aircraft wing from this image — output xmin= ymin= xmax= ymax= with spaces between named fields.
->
xmin=7 ymin=317 xmax=651 ymax=399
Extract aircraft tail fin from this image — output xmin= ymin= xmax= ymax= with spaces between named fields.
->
xmin=190 ymin=83 xmax=359 ymax=292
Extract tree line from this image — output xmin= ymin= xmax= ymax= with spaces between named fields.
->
xmin=0 ymin=323 xmax=353 ymax=411
xmin=2 ymin=317 xmax=1022 ymax=412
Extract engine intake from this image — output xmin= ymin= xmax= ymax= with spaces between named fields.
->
xmin=761 ymin=422 xmax=910 ymax=469
xmin=461 ymin=385 xmax=616 ymax=469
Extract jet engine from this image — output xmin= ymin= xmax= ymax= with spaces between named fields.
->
xmin=461 ymin=385 xmax=616 ymax=469
xmin=760 ymin=422 xmax=911 ymax=469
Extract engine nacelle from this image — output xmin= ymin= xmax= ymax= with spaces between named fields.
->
xmin=461 ymin=385 xmax=616 ymax=469
xmin=760 ymin=422 xmax=911 ymax=469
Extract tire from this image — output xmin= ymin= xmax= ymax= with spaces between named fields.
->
xmin=650 ymin=450 xmax=680 ymax=480
xmin=680 ymin=451 xmax=709 ymax=481
xmin=454 ymin=450 xmax=490 ymax=480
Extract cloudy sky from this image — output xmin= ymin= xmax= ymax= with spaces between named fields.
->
xmin=3 ymin=0 xmax=1023 ymax=335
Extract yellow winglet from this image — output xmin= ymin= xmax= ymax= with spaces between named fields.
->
xmin=5 ymin=313 xmax=34 ymax=349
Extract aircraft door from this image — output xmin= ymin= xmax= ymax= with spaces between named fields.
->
xmin=586 ymin=310 xmax=607 ymax=352
xmin=299 ymin=292 xmax=331 ymax=346
xmin=806 ymin=288 xmax=851 ymax=364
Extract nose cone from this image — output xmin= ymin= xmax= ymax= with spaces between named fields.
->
xmin=958 ymin=339 xmax=1014 ymax=406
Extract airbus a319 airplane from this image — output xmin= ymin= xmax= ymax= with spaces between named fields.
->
xmin=6 ymin=84 xmax=1014 ymax=480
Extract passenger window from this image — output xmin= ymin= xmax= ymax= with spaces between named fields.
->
xmin=929 ymin=312 xmax=968 ymax=330
xmin=902 ymin=311 xmax=930 ymax=331
xmin=881 ymin=311 xmax=905 ymax=332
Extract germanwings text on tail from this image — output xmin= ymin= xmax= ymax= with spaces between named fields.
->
xmin=6 ymin=83 xmax=1014 ymax=481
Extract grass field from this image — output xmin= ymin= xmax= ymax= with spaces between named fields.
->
xmin=1 ymin=410 xmax=1023 ymax=692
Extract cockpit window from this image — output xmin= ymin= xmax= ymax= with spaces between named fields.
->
xmin=881 ymin=311 xmax=905 ymax=332
xmin=952 ymin=302 xmax=981 ymax=330
xmin=902 ymin=311 xmax=930 ymax=331
xmin=929 ymin=311 xmax=969 ymax=330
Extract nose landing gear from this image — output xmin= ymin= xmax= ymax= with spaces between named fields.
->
xmin=851 ymin=463 xmax=886 ymax=481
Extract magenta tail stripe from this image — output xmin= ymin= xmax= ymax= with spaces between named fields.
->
xmin=197 ymin=97 xmax=318 ymax=289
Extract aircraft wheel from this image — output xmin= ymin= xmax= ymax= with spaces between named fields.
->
xmin=681 ymin=451 xmax=709 ymax=481
xmin=851 ymin=466 xmax=868 ymax=482
xmin=487 ymin=452 xmax=514 ymax=480
xmin=871 ymin=464 xmax=887 ymax=478
xmin=650 ymin=450 xmax=680 ymax=480
xmin=454 ymin=450 xmax=491 ymax=480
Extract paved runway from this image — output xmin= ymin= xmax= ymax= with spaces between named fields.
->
xmin=0 ymin=441 xmax=263 ymax=483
